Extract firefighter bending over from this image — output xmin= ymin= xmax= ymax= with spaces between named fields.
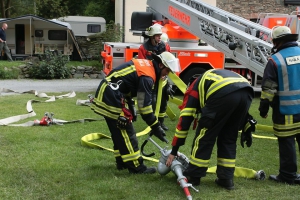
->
xmin=259 ymin=25 xmax=300 ymax=185
xmin=138 ymin=24 xmax=173 ymax=131
xmin=91 ymin=52 xmax=180 ymax=174
xmin=166 ymin=69 xmax=256 ymax=189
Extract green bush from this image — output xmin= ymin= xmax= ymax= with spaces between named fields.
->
xmin=28 ymin=49 xmax=71 ymax=79
xmin=0 ymin=66 xmax=20 ymax=79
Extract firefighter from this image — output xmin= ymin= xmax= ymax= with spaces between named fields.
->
xmin=259 ymin=25 xmax=300 ymax=184
xmin=91 ymin=52 xmax=180 ymax=174
xmin=138 ymin=24 xmax=172 ymax=131
xmin=165 ymin=69 xmax=255 ymax=189
xmin=138 ymin=24 xmax=171 ymax=59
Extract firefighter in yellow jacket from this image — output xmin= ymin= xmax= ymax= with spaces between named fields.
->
xmin=166 ymin=69 xmax=255 ymax=189
xmin=91 ymin=52 xmax=180 ymax=174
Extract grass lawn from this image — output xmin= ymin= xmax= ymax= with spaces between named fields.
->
xmin=0 ymin=92 xmax=299 ymax=200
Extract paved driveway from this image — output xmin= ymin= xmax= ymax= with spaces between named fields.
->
xmin=0 ymin=79 xmax=101 ymax=94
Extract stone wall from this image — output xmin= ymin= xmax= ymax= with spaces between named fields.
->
xmin=18 ymin=64 xmax=103 ymax=79
xmin=217 ymin=0 xmax=298 ymax=19
xmin=76 ymin=36 xmax=101 ymax=60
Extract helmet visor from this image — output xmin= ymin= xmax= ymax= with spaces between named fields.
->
xmin=163 ymin=57 xmax=181 ymax=73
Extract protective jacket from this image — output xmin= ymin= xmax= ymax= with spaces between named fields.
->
xmin=138 ymin=39 xmax=170 ymax=60
xmin=170 ymin=69 xmax=253 ymax=179
xmin=171 ymin=69 xmax=252 ymax=149
xmin=92 ymin=59 xmax=160 ymax=128
xmin=259 ymin=41 xmax=300 ymax=137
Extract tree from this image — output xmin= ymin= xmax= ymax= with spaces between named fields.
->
xmin=0 ymin=0 xmax=12 ymax=18
xmin=84 ymin=0 xmax=115 ymax=22
xmin=0 ymin=0 xmax=115 ymax=19
xmin=35 ymin=0 xmax=69 ymax=19
xmin=0 ymin=0 xmax=36 ymax=18
xmin=66 ymin=0 xmax=89 ymax=16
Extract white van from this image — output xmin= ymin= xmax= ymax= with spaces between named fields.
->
xmin=55 ymin=16 xmax=106 ymax=37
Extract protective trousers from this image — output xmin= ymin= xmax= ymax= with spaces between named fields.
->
xmin=187 ymin=88 xmax=252 ymax=179
xmin=277 ymin=135 xmax=299 ymax=181
xmin=270 ymin=97 xmax=300 ymax=181
xmin=105 ymin=117 xmax=146 ymax=173
xmin=91 ymin=80 xmax=146 ymax=173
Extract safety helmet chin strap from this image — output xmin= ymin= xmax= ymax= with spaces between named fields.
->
xmin=160 ymin=64 xmax=167 ymax=71
xmin=151 ymin=36 xmax=160 ymax=46
xmin=158 ymin=63 xmax=168 ymax=75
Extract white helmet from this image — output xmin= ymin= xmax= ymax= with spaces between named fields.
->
xmin=161 ymin=33 xmax=169 ymax=43
xmin=153 ymin=52 xmax=181 ymax=73
xmin=146 ymin=24 xmax=163 ymax=36
xmin=271 ymin=26 xmax=298 ymax=41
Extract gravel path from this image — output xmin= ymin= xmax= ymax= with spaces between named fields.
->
xmin=0 ymin=79 xmax=101 ymax=94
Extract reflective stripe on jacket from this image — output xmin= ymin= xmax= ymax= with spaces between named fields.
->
xmin=198 ymin=69 xmax=251 ymax=108
xmin=92 ymin=59 xmax=159 ymax=127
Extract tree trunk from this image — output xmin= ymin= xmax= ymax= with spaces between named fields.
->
xmin=0 ymin=0 xmax=5 ymax=18
xmin=5 ymin=0 xmax=11 ymax=18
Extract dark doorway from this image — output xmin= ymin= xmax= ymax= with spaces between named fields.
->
xmin=15 ymin=24 xmax=25 ymax=54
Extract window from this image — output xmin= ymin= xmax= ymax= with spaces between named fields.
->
xmin=87 ymin=24 xmax=101 ymax=33
xmin=284 ymin=0 xmax=300 ymax=5
xmin=35 ymin=30 xmax=43 ymax=37
xmin=48 ymin=30 xmax=67 ymax=40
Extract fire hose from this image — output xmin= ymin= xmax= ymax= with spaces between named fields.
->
xmin=0 ymin=90 xmax=102 ymax=126
xmin=140 ymin=133 xmax=267 ymax=200
xmin=141 ymin=134 xmax=199 ymax=200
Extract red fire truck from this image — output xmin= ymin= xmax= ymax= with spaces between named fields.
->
xmin=101 ymin=0 xmax=291 ymax=91
xmin=100 ymin=11 xmax=252 ymax=88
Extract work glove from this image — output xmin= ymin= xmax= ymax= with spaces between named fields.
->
xmin=117 ymin=116 xmax=130 ymax=129
xmin=117 ymin=108 xmax=133 ymax=129
xmin=151 ymin=123 xmax=168 ymax=143
xmin=241 ymin=114 xmax=257 ymax=148
xmin=259 ymin=99 xmax=269 ymax=118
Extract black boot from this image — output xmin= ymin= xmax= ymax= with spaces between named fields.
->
xmin=215 ymin=178 xmax=234 ymax=190
xmin=129 ymin=166 xmax=157 ymax=174
xmin=269 ymin=174 xmax=296 ymax=185
xmin=158 ymin=117 xmax=168 ymax=131
xmin=183 ymin=170 xmax=201 ymax=186
xmin=116 ymin=163 xmax=128 ymax=170
xmin=295 ymin=174 xmax=300 ymax=184
xmin=116 ymin=157 xmax=127 ymax=170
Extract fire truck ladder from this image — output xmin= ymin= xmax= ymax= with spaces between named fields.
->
xmin=146 ymin=0 xmax=274 ymax=77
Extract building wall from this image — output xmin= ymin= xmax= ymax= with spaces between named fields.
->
xmin=217 ymin=0 xmax=298 ymax=19
xmin=114 ymin=0 xmax=124 ymax=39
xmin=115 ymin=0 xmax=147 ymax=43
